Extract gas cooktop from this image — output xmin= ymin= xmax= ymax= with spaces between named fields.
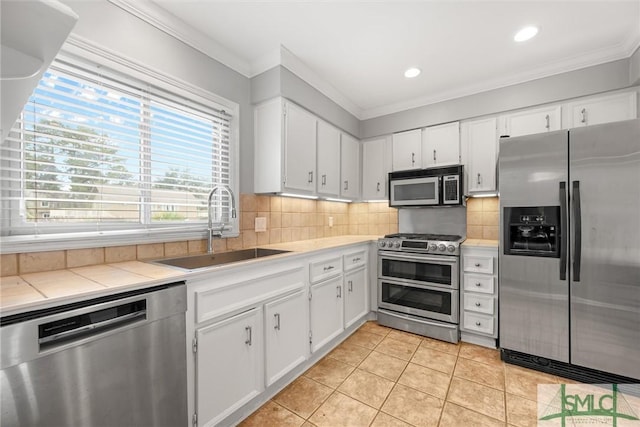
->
xmin=378 ymin=233 xmax=465 ymax=255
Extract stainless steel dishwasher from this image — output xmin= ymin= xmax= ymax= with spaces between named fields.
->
xmin=1 ymin=281 xmax=187 ymax=427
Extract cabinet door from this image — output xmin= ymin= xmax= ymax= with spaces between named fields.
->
xmin=392 ymin=129 xmax=421 ymax=171
xmin=422 ymin=122 xmax=460 ymax=167
xmin=344 ymin=267 xmax=367 ymax=328
xmin=317 ymin=120 xmax=341 ymax=196
xmin=362 ymin=138 xmax=389 ymax=200
xmin=462 ymin=117 xmax=498 ymax=193
xmin=567 ymin=91 xmax=637 ymax=128
xmin=264 ymin=290 xmax=309 ymax=387
xmin=499 ymin=105 xmax=561 ymax=138
xmin=196 ymin=307 xmax=263 ymax=427
xmin=284 ymin=102 xmax=317 ymax=193
xmin=310 ymin=276 xmax=344 ymax=352
xmin=340 ymin=133 xmax=360 ymax=199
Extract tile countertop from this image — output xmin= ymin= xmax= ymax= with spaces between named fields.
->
xmin=461 ymin=238 xmax=499 ymax=248
xmin=0 ymin=235 xmax=380 ymax=317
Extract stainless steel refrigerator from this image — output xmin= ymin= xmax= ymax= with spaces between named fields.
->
xmin=498 ymin=118 xmax=640 ymax=381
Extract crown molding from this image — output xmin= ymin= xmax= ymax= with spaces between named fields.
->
xmin=108 ymin=0 xmax=252 ymax=77
xmin=361 ymin=40 xmax=640 ymax=120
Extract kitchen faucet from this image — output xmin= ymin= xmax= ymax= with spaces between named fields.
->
xmin=207 ymin=185 xmax=237 ymax=254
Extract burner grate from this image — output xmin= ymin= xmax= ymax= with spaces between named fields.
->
xmin=384 ymin=233 xmax=462 ymax=241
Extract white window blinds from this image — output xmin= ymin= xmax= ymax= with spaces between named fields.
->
xmin=1 ymin=57 xmax=234 ymax=240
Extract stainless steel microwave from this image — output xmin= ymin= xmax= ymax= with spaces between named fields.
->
xmin=389 ymin=165 xmax=463 ymax=207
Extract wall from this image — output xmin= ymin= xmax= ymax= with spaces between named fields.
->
xmin=250 ymin=65 xmax=361 ymax=138
xmin=630 ymin=46 xmax=640 ymax=86
xmin=360 ymin=59 xmax=633 ymax=138
xmin=62 ymin=0 xmax=255 ymax=192
xmin=0 ymin=196 xmax=398 ymax=276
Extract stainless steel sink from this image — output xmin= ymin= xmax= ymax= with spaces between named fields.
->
xmin=153 ymin=248 xmax=291 ymax=270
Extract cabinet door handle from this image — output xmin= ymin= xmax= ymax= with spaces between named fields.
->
xmin=433 ymin=149 xmax=436 ymax=162
xmin=337 ymin=285 xmax=342 ymax=298
xmin=545 ymin=114 xmax=550 ymax=130
xmin=308 ymin=171 xmax=313 ymax=183
xmin=475 ymin=302 xmax=481 ymax=307
xmin=245 ymin=326 xmax=252 ymax=346
xmin=581 ymin=108 xmax=587 ymax=124
xmin=274 ymin=313 xmax=280 ymax=330
xmin=322 ymin=174 xmax=326 ymax=185
xmin=344 ymin=180 xmax=348 ymax=191
xmin=376 ymin=182 xmax=380 ymax=192
xmin=411 ymin=152 xmax=415 ymax=166
xmin=476 ymin=173 xmax=481 ymax=185
xmin=348 ymin=280 xmax=353 ymax=292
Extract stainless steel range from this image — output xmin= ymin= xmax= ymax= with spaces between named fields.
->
xmin=377 ymin=233 xmax=464 ymax=343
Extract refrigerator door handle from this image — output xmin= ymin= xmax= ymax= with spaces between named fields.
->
xmin=572 ymin=180 xmax=582 ymax=282
xmin=559 ymin=181 xmax=567 ymax=281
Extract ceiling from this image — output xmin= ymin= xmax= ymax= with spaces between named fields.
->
xmin=134 ymin=1 xmax=640 ymax=120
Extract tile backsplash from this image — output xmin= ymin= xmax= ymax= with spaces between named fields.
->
xmin=466 ymin=197 xmax=499 ymax=240
xmin=0 ymin=195 xmax=500 ymax=276
xmin=1 ymin=194 xmax=398 ymax=277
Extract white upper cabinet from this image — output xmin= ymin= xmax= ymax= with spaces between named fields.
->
xmin=498 ymin=105 xmax=562 ymax=138
xmin=254 ymin=99 xmax=317 ymax=195
xmin=362 ymin=137 xmax=390 ymax=200
xmin=461 ymin=117 xmax=498 ymax=194
xmin=316 ymin=120 xmax=341 ymax=196
xmin=340 ymin=133 xmax=360 ymax=199
xmin=421 ymin=121 xmax=460 ymax=167
xmin=284 ymin=102 xmax=317 ymax=193
xmin=392 ymin=129 xmax=421 ymax=171
xmin=566 ymin=91 xmax=637 ymax=128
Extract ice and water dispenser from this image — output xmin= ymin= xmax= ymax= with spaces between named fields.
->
xmin=503 ymin=206 xmax=561 ymax=258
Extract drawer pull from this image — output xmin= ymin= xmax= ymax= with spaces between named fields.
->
xmin=475 ymin=321 xmax=481 ymax=326
xmin=475 ymin=302 xmax=481 ymax=307
xmin=474 ymin=263 xmax=481 ymax=267
xmin=323 ymin=265 xmax=335 ymax=271
xmin=353 ymin=257 xmax=361 ymax=263
xmin=274 ymin=313 xmax=280 ymax=331
xmin=475 ymin=282 xmax=482 ymax=287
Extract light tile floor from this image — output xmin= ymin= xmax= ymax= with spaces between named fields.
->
xmin=239 ymin=321 xmax=577 ymax=427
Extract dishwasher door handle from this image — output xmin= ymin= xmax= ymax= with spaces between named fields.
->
xmin=38 ymin=306 xmax=146 ymax=347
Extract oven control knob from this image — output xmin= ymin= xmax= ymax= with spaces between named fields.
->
xmin=379 ymin=241 xmax=386 ymax=248
xmin=394 ymin=241 xmax=401 ymax=248
xmin=447 ymin=245 xmax=456 ymax=252
xmin=438 ymin=244 xmax=446 ymax=252
xmin=429 ymin=244 xmax=437 ymax=251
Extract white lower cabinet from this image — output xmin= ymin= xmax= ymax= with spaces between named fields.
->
xmin=310 ymin=275 xmax=344 ymax=353
xmin=264 ymin=289 xmax=309 ymax=387
xmin=344 ymin=267 xmax=367 ymax=328
xmin=460 ymin=245 xmax=498 ymax=348
xmin=196 ymin=307 xmax=264 ymax=427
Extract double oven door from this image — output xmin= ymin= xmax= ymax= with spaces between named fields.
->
xmin=378 ymin=251 xmax=458 ymax=324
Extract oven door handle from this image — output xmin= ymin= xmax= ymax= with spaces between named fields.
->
xmin=378 ymin=251 xmax=458 ymax=265
xmin=377 ymin=309 xmax=458 ymax=330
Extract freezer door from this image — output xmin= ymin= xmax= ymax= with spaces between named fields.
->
xmin=498 ymin=131 xmax=570 ymax=362
xmin=569 ymin=119 xmax=640 ymax=379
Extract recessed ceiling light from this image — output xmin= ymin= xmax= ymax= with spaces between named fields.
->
xmin=404 ymin=67 xmax=421 ymax=78
xmin=514 ymin=26 xmax=539 ymax=42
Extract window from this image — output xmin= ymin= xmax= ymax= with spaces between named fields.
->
xmin=1 ymin=54 xmax=237 ymax=250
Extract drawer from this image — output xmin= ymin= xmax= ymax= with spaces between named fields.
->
xmin=310 ymin=256 xmax=343 ymax=283
xmin=463 ymin=293 xmax=494 ymax=315
xmin=463 ymin=274 xmax=494 ymax=294
xmin=463 ymin=312 xmax=495 ymax=336
xmin=463 ymin=255 xmax=494 ymax=274
xmin=343 ymin=250 xmax=366 ymax=271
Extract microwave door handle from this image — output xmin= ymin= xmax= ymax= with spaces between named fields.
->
xmin=572 ymin=181 xmax=582 ymax=282
xmin=559 ymin=181 xmax=567 ymax=281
